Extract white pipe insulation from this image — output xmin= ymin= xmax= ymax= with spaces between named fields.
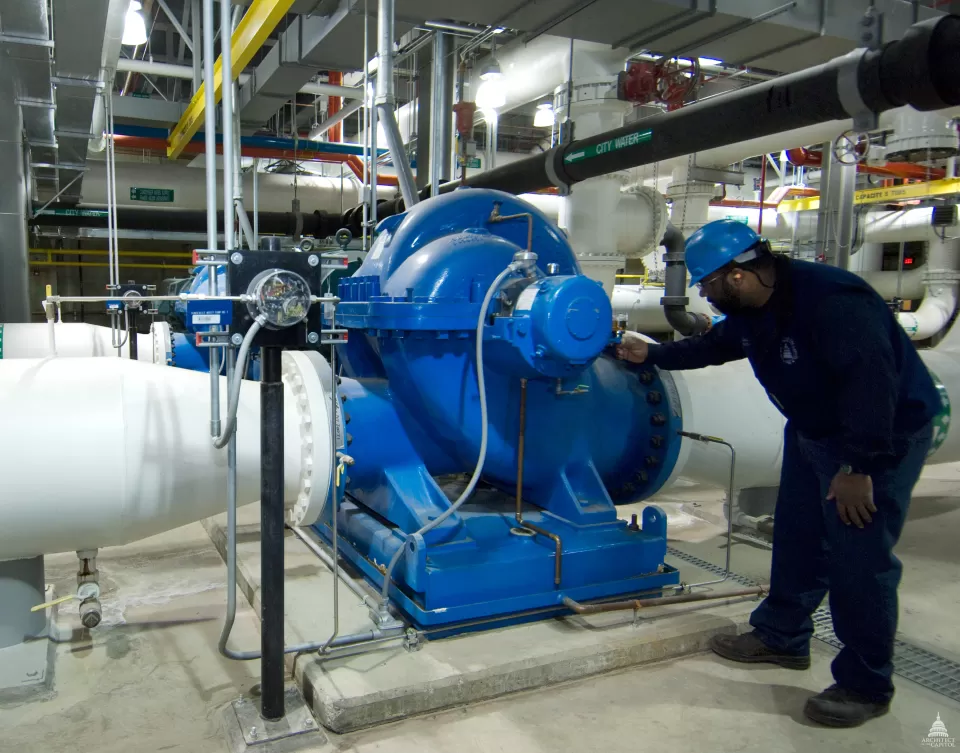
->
xmin=81 ymin=160 xmax=395 ymax=214
xmin=612 ymin=285 xmax=716 ymax=333
xmin=0 ymin=352 xmax=333 ymax=560
xmin=897 ymin=238 xmax=960 ymax=341
xmin=0 ymin=323 xmax=154 ymax=361
xmin=668 ymin=361 xmax=786 ymax=490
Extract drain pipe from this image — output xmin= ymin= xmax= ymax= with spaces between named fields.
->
xmin=376 ymin=0 xmax=419 ymax=208
xmin=661 ymin=223 xmax=712 ymax=336
xmin=563 ymin=585 xmax=767 ymax=616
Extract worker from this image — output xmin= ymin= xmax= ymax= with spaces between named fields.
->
xmin=617 ymin=219 xmax=940 ymax=728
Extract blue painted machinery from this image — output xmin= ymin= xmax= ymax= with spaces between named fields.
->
xmin=314 ymin=188 xmax=684 ymax=627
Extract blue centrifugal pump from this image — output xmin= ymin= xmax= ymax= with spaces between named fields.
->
xmin=314 ymin=188 xmax=685 ymax=626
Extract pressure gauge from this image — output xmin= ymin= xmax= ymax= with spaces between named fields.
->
xmin=246 ymin=269 xmax=312 ymax=329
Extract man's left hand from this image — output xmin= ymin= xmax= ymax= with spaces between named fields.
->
xmin=826 ymin=472 xmax=876 ymax=528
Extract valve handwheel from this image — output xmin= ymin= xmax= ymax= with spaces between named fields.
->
xmin=833 ymin=130 xmax=871 ymax=165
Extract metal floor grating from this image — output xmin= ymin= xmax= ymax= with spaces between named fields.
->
xmin=667 ymin=545 xmax=960 ymax=703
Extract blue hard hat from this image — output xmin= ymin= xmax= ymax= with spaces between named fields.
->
xmin=684 ymin=219 xmax=763 ymax=288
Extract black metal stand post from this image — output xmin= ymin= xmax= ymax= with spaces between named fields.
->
xmin=260 ymin=346 xmax=285 ymax=721
xmin=127 ymin=307 xmax=138 ymax=361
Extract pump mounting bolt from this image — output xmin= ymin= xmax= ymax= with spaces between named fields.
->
xmin=307 ymin=254 xmax=320 ymax=267
xmin=645 ymin=456 xmax=660 ymax=467
xmin=639 ymin=371 xmax=654 ymax=384
xmin=651 ymin=413 xmax=666 ymax=426
xmin=307 ymin=331 xmax=320 ymax=344
xmin=230 ymin=252 xmax=244 ymax=265
xmin=230 ymin=333 xmax=243 ymax=346
xmin=650 ymin=435 xmax=664 ymax=448
xmin=647 ymin=391 xmax=662 ymax=404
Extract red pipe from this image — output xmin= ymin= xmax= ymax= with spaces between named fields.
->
xmin=113 ymin=135 xmax=400 ymax=186
xmin=327 ymin=71 xmax=343 ymax=143
xmin=786 ymin=147 xmax=945 ymax=180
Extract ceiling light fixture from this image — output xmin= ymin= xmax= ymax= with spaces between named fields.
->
xmin=533 ymin=102 xmax=555 ymax=128
xmin=123 ymin=1 xmax=148 ymax=46
xmin=475 ymin=58 xmax=505 ymax=111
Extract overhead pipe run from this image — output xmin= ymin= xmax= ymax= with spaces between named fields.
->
xmin=345 ymin=15 xmax=960 ymax=230
xmin=115 ymin=58 xmax=364 ymax=101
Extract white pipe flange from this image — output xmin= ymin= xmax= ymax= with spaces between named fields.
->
xmin=151 ymin=321 xmax=173 ymax=366
xmin=281 ymin=351 xmax=333 ymax=526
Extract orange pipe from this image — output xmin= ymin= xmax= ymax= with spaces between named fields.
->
xmin=786 ymin=147 xmax=945 ymax=180
xmin=327 ymin=71 xmax=342 ymax=143
xmin=710 ymin=199 xmax=778 ymax=209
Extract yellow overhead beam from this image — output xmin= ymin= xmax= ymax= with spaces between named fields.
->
xmin=30 ymin=248 xmax=195 ymax=259
xmin=166 ymin=0 xmax=298 ymax=159
xmin=777 ymin=178 xmax=960 ymax=213
xmin=30 ymin=261 xmax=194 ymax=271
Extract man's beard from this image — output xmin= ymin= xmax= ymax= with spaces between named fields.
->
xmin=707 ymin=278 xmax=747 ymax=315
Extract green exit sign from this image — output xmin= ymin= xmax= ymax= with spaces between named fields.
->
xmin=725 ymin=214 xmax=750 ymax=224
xmin=466 ymin=157 xmax=481 ymax=169
xmin=130 ymin=187 xmax=174 ymax=202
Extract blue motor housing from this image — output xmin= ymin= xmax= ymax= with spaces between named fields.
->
xmin=319 ymin=188 xmax=682 ymax=627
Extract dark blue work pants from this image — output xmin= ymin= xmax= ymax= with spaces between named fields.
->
xmin=749 ymin=421 xmax=932 ymax=702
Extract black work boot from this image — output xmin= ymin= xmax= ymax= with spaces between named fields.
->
xmin=804 ymin=684 xmax=891 ymax=727
xmin=709 ymin=631 xmax=811 ymax=670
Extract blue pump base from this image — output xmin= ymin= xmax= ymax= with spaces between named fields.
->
xmin=312 ymin=487 xmax=680 ymax=629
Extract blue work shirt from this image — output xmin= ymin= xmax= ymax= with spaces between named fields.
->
xmin=645 ymin=257 xmax=940 ymax=472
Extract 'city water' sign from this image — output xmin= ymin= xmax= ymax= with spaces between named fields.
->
xmin=564 ymin=129 xmax=653 ymax=165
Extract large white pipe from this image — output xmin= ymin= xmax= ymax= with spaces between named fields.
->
xmin=612 ymin=285 xmax=715 ymax=333
xmin=0 ymin=352 xmax=332 ymax=560
xmin=81 ymin=160 xmax=394 ymax=214
xmin=115 ymin=58 xmax=362 ymax=99
xmin=1 ymin=323 xmax=154 ymax=361
xmin=668 ymin=361 xmax=786 ymax=490
xmin=467 ymin=36 xmax=627 ymax=116
xmin=859 ymin=268 xmax=927 ymax=300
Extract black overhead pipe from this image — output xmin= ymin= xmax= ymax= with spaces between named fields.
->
xmin=453 ymin=14 xmax=960 ymax=198
xmin=352 ymin=14 xmax=960 ymax=224
xmin=660 ymin=223 xmax=712 ymax=337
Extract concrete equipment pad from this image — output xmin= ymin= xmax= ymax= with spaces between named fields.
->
xmin=205 ymin=504 xmax=761 ymax=733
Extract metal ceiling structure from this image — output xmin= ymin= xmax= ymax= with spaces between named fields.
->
xmin=0 ymin=0 xmax=122 ymax=204
xmin=0 ymin=0 xmax=952 ymax=203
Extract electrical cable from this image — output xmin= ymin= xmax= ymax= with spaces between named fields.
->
xmin=378 ymin=261 xmax=522 ymax=602
xmin=212 ymin=315 xmax=266 ymax=449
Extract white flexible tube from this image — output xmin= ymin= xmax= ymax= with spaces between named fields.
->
xmin=213 ymin=316 xmax=265 ymax=449
xmin=378 ymin=262 xmax=522 ymax=601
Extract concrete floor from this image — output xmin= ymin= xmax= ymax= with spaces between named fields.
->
xmin=2 ymin=464 xmax=960 ymax=753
